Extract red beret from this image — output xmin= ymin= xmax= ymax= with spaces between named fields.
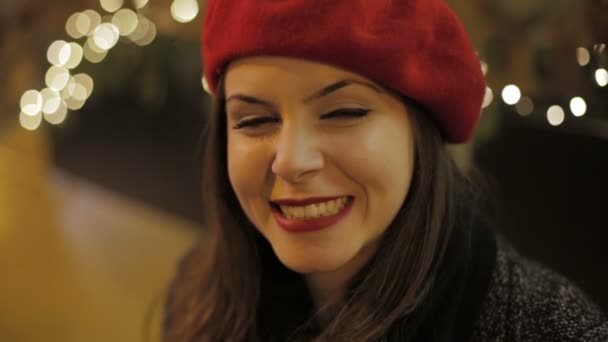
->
xmin=202 ymin=0 xmax=486 ymax=143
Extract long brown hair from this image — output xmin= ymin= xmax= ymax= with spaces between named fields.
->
xmin=163 ymin=75 xmax=475 ymax=341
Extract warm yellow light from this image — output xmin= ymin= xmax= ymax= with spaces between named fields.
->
xmin=130 ymin=16 xmax=156 ymax=46
xmin=576 ymin=47 xmax=591 ymax=67
xmin=481 ymin=61 xmax=488 ymax=76
xmin=547 ymin=105 xmax=565 ymax=126
xmin=170 ymin=0 xmax=199 ymax=23
xmin=482 ymin=86 xmax=493 ymax=108
xmin=20 ymin=90 xmax=43 ymax=116
xmin=83 ymin=39 xmax=108 ymax=63
xmin=569 ymin=97 xmax=587 ymax=117
xmin=100 ymin=0 xmax=124 ymax=13
xmin=202 ymin=75 xmax=211 ymax=94
xmin=128 ymin=15 xmax=149 ymax=42
xmin=44 ymin=101 xmax=69 ymax=125
xmin=133 ymin=0 xmax=149 ymax=9
xmin=595 ymin=68 xmax=608 ymax=87
xmin=81 ymin=10 xmax=102 ymax=36
xmin=93 ymin=23 xmax=120 ymax=50
xmin=66 ymin=13 xmax=85 ymax=39
xmin=501 ymin=84 xmax=521 ymax=105
xmin=41 ymin=88 xmax=62 ymax=115
xmin=515 ymin=97 xmax=534 ymax=116
xmin=47 ymin=40 xmax=71 ymax=67
xmin=61 ymin=74 xmax=94 ymax=111
xmin=65 ymin=42 xmax=84 ymax=69
xmin=112 ymin=9 xmax=139 ymax=36
xmin=45 ymin=66 xmax=71 ymax=91
xmin=19 ymin=111 xmax=43 ymax=131
xmin=73 ymin=74 xmax=95 ymax=99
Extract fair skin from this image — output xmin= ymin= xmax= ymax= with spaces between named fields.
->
xmin=224 ymin=57 xmax=415 ymax=310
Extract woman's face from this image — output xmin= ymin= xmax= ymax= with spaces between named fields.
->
xmin=225 ymin=57 xmax=415 ymax=275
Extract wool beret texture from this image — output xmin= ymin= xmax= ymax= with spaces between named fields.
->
xmin=202 ymin=0 xmax=486 ymax=143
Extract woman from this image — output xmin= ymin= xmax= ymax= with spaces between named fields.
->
xmin=164 ymin=1 xmax=608 ymax=341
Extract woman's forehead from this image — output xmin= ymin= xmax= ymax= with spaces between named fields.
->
xmin=224 ymin=56 xmax=380 ymax=95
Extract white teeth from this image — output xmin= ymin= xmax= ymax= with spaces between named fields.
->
xmin=278 ymin=196 xmax=350 ymax=220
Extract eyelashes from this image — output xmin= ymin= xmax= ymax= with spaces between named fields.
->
xmin=232 ymin=108 xmax=371 ymax=129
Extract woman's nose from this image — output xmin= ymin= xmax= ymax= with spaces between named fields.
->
xmin=271 ymin=126 xmax=324 ymax=184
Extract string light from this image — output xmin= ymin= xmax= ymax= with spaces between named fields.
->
xmin=41 ymin=88 xmax=63 ymax=115
xmin=576 ymin=47 xmax=591 ymax=66
xmin=19 ymin=111 xmax=43 ymax=131
xmin=547 ymin=105 xmax=565 ymax=126
xmin=81 ymin=10 xmax=102 ymax=36
xmin=595 ymin=68 xmax=608 ymax=87
xmin=130 ymin=16 xmax=157 ymax=46
xmin=501 ymin=84 xmax=521 ymax=105
xmin=569 ymin=97 xmax=587 ymax=117
xmin=19 ymin=0 xmax=210 ymax=131
xmin=44 ymin=101 xmax=69 ymax=125
xmin=133 ymin=0 xmax=150 ymax=9
xmin=45 ymin=66 xmax=71 ymax=91
xmin=83 ymin=38 xmax=108 ymax=63
xmin=482 ymin=86 xmax=493 ymax=108
xmin=20 ymin=90 xmax=43 ymax=116
xmin=515 ymin=96 xmax=534 ymax=116
xmin=92 ymin=23 xmax=120 ymax=50
xmin=100 ymin=0 xmax=124 ymax=13
xmin=112 ymin=9 xmax=139 ymax=36
xmin=66 ymin=13 xmax=86 ymax=39
xmin=170 ymin=0 xmax=200 ymax=23
xmin=47 ymin=40 xmax=72 ymax=67
xmin=65 ymin=42 xmax=84 ymax=69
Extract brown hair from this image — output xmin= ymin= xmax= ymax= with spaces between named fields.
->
xmin=163 ymin=76 xmax=475 ymax=341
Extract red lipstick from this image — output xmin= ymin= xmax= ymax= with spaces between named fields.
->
xmin=270 ymin=196 xmax=354 ymax=233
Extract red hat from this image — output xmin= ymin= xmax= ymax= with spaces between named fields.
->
xmin=202 ymin=0 xmax=486 ymax=143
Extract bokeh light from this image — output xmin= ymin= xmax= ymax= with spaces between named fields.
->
xmin=595 ymin=68 xmax=608 ymax=87
xmin=515 ymin=96 xmax=534 ymax=116
xmin=84 ymin=38 xmax=109 ymax=63
xmin=41 ymin=88 xmax=62 ymax=115
xmin=547 ymin=105 xmax=565 ymax=126
xmin=100 ymin=0 xmax=124 ymax=13
xmin=66 ymin=13 xmax=86 ymax=39
xmin=19 ymin=111 xmax=43 ymax=131
xmin=65 ymin=42 xmax=84 ymax=69
xmin=45 ymin=66 xmax=71 ymax=91
xmin=569 ymin=97 xmax=587 ymax=117
xmin=61 ymin=74 xmax=94 ymax=110
xmin=576 ymin=47 xmax=591 ymax=66
xmin=47 ymin=40 xmax=71 ymax=67
xmin=93 ymin=23 xmax=120 ymax=50
xmin=20 ymin=90 xmax=43 ymax=116
xmin=481 ymin=61 xmax=488 ymax=76
xmin=202 ymin=75 xmax=212 ymax=94
xmin=133 ymin=0 xmax=150 ymax=9
xmin=501 ymin=84 xmax=521 ymax=105
xmin=112 ymin=9 xmax=139 ymax=36
xmin=170 ymin=0 xmax=199 ymax=23
xmin=129 ymin=15 xmax=157 ymax=46
xmin=44 ymin=101 xmax=69 ymax=125
xmin=81 ymin=10 xmax=102 ymax=36
xmin=482 ymin=86 xmax=493 ymax=108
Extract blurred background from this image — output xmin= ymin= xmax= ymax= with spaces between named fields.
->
xmin=0 ymin=0 xmax=606 ymax=341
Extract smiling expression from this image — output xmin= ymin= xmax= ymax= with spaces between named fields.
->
xmin=225 ymin=57 xmax=415 ymax=275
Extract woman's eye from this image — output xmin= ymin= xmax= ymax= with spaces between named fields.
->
xmin=233 ymin=116 xmax=279 ymax=129
xmin=321 ymin=108 xmax=371 ymax=119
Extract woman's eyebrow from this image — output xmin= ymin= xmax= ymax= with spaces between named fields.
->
xmin=224 ymin=78 xmax=383 ymax=108
xmin=302 ymin=79 xmax=384 ymax=103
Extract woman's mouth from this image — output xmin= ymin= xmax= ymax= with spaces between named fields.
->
xmin=270 ymin=196 xmax=354 ymax=233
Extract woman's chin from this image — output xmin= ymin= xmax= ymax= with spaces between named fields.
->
xmin=274 ymin=249 xmax=353 ymax=275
